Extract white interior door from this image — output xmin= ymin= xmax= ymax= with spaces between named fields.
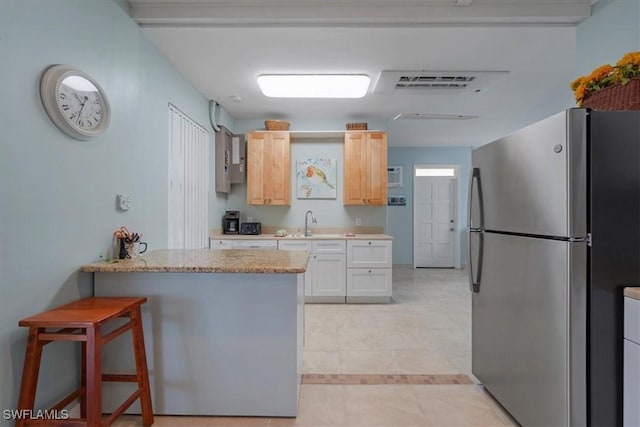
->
xmin=413 ymin=167 xmax=457 ymax=268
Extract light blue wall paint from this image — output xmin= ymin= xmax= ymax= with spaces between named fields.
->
xmin=222 ymin=119 xmax=388 ymax=231
xmin=576 ymin=0 xmax=640 ymax=75
xmin=387 ymin=147 xmax=472 ymax=266
xmin=0 ymin=0 xmax=221 ymax=420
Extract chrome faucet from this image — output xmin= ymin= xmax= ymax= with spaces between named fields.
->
xmin=304 ymin=210 xmax=317 ymax=237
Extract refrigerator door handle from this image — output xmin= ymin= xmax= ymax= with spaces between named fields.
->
xmin=468 ymin=167 xmax=484 ymax=292
xmin=468 ymin=231 xmax=483 ymax=293
xmin=468 ymin=167 xmax=484 ymax=230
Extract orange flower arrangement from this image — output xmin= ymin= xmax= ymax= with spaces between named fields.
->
xmin=570 ymin=51 xmax=640 ymax=106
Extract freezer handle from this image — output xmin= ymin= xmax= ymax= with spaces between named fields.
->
xmin=468 ymin=231 xmax=483 ymax=293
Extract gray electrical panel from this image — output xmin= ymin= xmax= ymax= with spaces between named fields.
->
xmin=215 ymin=126 xmax=245 ymax=193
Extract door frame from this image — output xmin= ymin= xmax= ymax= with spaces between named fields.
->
xmin=412 ymin=164 xmax=461 ymax=269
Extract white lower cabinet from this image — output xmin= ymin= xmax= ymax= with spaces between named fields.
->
xmin=278 ymin=240 xmax=313 ymax=296
xmin=214 ymin=237 xmax=392 ymax=303
xmin=309 ymin=253 xmax=346 ymax=303
xmin=346 ymin=240 xmax=392 ymax=303
xmin=625 ymin=295 xmax=640 ymax=426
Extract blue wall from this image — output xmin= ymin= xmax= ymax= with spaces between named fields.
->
xmin=387 ymin=147 xmax=472 ymax=265
xmin=576 ymin=0 xmax=640 ymax=75
xmin=0 ymin=0 xmax=223 ymax=421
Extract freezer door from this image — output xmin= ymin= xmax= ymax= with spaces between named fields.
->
xmin=471 ymin=232 xmax=587 ymax=427
xmin=470 ymin=109 xmax=587 ymax=238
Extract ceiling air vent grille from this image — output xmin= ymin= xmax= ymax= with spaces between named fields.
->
xmin=395 ymin=75 xmax=476 ymax=89
xmin=373 ymin=70 xmax=509 ymax=93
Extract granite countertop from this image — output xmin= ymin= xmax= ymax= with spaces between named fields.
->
xmin=210 ymin=233 xmax=394 ymax=240
xmin=625 ymin=287 xmax=640 ymax=300
xmin=80 ymin=249 xmax=309 ymax=274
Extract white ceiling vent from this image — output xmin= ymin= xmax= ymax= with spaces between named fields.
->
xmin=374 ymin=70 xmax=509 ymax=93
xmin=393 ymin=113 xmax=478 ymax=120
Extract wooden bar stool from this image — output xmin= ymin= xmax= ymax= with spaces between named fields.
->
xmin=17 ymin=297 xmax=154 ymax=427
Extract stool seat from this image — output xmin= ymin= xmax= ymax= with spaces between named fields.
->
xmin=19 ymin=297 xmax=147 ymax=328
xmin=16 ymin=297 xmax=154 ymax=427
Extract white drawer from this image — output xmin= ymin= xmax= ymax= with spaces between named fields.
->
xmin=625 ymin=297 xmax=640 ymax=345
xmin=278 ymin=240 xmax=312 ymax=251
xmin=347 ymin=240 xmax=392 ymax=268
xmin=346 ymin=268 xmax=392 ymax=297
xmin=210 ymin=239 xmax=232 ymax=249
xmin=231 ymin=240 xmax=277 ymax=250
xmin=312 ymin=240 xmax=346 ymax=254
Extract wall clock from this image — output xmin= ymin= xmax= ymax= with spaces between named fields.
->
xmin=40 ymin=64 xmax=111 ymax=140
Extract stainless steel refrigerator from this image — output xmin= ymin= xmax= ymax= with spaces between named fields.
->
xmin=468 ymin=108 xmax=640 ymax=427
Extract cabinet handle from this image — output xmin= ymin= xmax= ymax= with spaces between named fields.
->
xmin=368 ymin=242 xmax=372 ymax=245
xmin=368 ymin=270 xmax=372 ymax=274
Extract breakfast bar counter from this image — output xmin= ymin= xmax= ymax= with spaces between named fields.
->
xmin=81 ymin=249 xmax=308 ymax=417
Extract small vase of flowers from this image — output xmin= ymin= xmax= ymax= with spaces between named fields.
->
xmin=570 ymin=51 xmax=640 ymax=110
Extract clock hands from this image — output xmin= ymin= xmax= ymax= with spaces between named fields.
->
xmin=76 ymin=95 xmax=89 ymax=126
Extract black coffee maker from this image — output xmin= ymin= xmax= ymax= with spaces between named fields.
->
xmin=223 ymin=211 xmax=240 ymax=234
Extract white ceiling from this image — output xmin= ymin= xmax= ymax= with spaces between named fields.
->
xmin=128 ymin=0 xmax=593 ymax=147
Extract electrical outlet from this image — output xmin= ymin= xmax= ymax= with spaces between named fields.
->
xmin=355 ymin=218 xmax=362 ymax=226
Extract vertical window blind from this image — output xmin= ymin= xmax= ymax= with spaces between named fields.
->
xmin=168 ymin=104 xmax=209 ymax=249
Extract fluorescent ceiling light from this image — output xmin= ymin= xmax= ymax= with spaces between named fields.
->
xmin=257 ymin=74 xmax=370 ymax=98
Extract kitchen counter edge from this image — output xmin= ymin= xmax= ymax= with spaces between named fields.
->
xmin=210 ymin=233 xmax=394 ymax=240
xmin=80 ymin=249 xmax=309 ymax=274
xmin=625 ymin=287 xmax=640 ymax=301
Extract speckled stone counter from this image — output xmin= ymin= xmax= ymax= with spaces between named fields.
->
xmin=86 ymin=249 xmax=306 ymax=417
xmin=209 ymin=232 xmax=393 ymax=240
xmin=625 ymin=287 xmax=640 ymax=300
xmin=81 ymin=249 xmax=309 ymax=273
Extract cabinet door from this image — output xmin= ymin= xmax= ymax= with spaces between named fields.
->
xmin=311 ymin=253 xmax=346 ymax=297
xmin=344 ymin=131 xmax=388 ymax=206
xmin=246 ymin=132 xmax=267 ymax=205
xmin=246 ymin=131 xmax=290 ymax=205
xmin=344 ymin=132 xmax=367 ymax=205
xmin=264 ymin=132 xmax=290 ymax=205
xmin=347 ymin=240 xmax=392 ymax=268
xmin=346 ymin=268 xmax=392 ymax=298
xmin=367 ymin=132 xmax=388 ymax=205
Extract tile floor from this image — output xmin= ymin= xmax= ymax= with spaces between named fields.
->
xmin=114 ymin=266 xmax=518 ymax=426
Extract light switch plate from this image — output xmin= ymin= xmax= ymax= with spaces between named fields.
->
xmin=116 ymin=194 xmax=131 ymax=211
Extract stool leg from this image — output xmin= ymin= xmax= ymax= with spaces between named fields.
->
xmin=16 ymin=327 xmax=44 ymax=427
xmin=85 ymin=325 xmax=102 ymax=427
xmin=80 ymin=340 xmax=87 ymax=418
xmin=131 ymin=307 xmax=154 ymax=426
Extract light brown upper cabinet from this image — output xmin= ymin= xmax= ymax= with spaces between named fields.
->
xmin=344 ymin=131 xmax=388 ymax=205
xmin=246 ymin=131 xmax=291 ymax=205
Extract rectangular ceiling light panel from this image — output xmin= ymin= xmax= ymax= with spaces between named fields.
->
xmin=257 ymin=74 xmax=370 ymax=98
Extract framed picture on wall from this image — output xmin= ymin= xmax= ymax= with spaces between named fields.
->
xmin=296 ymin=158 xmax=337 ymax=199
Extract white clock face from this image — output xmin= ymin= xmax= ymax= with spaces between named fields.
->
xmin=56 ymin=76 xmax=104 ymax=131
xmin=40 ymin=65 xmax=111 ymax=140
